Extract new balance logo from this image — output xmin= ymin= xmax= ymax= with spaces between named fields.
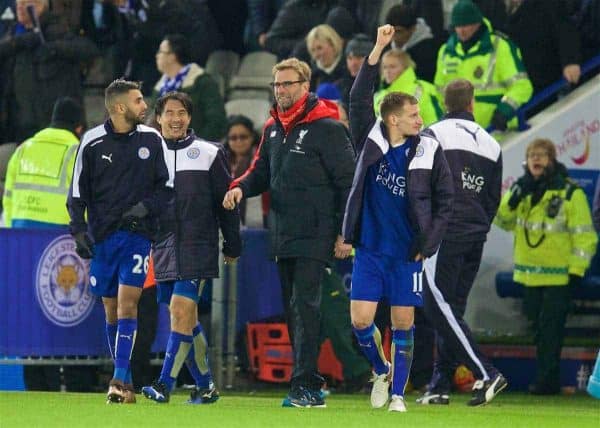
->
xmin=119 ymin=334 xmax=132 ymax=340
xmin=102 ymin=153 xmax=113 ymax=163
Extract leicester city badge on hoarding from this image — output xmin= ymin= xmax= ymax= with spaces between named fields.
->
xmin=35 ymin=235 xmax=95 ymax=327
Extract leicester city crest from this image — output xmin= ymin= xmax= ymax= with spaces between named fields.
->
xmin=35 ymin=235 xmax=95 ymax=327
xmin=187 ymin=147 xmax=200 ymax=159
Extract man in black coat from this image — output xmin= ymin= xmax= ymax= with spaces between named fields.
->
xmin=0 ymin=0 xmax=99 ymax=144
xmin=223 ymin=58 xmax=355 ymax=408
xmin=506 ymin=0 xmax=582 ymax=94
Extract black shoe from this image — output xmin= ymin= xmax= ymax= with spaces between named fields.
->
xmin=141 ymin=380 xmax=170 ymax=403
xmin=283 ymin=386 xmax=326 ymax=408
xmin=467 ymin=374 xmax=507 ymax=406
xmin=416 ymin=390 xmax=450 ymax=405
xmin=187 ymin=383 xmax=220 ymax=404
xmin=529 ymin=383 xmax=560 ymax=395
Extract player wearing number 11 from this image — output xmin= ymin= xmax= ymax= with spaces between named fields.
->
xmin=339 ymin=25 xmax=453 ymax=412
xmin=67 ymin=79 xmax=174 ymax=403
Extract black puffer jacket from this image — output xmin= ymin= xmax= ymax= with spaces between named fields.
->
xmin=232 ymin=94 xmax=355 ymax=264
xmin=153 ymin=132 xmax=241 ymax=281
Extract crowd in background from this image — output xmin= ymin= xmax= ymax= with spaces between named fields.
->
xmin=0 ymin=0 xmax=599 ymax=395
xmin=0 ymin=0 xmax=598 ymax=148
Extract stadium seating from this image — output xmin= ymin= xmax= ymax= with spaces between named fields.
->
xmin=228 ymin=51 xmax=277 ymax=100
xmin=205 ymin=50 xmax=241 ymax=96
xmin=225 ymin=99 xmax=272 ymax=131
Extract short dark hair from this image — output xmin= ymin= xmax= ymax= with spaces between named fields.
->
xmin=154 ymin=91 xmax=194 ymax=117
xmin=105 ymin=79 xmax=141 ymax=110
xmin=164 ymin=34 xmax=191 ymax=65
xmin=385 ymin=4 xmax=417 ymax=28
xmin=444 ymin=79 xmax=474 ymax=113
xmin=380 ymin=92 xmax=418 ymax=121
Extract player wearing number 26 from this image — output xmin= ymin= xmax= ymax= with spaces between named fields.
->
xmin=67 ymin=79 xmax=174 ymax=403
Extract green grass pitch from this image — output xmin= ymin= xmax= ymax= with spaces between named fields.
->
xmin=1 ymin=390 xmax=598 ymax=428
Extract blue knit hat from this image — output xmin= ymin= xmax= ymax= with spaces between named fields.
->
xmin=316 ymin=83 xmax=342 ymax=101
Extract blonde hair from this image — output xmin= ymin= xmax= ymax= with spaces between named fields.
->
xmin=306 ymin=24 xmax=343 ymax=60
xmin=381 ymin=49 xmax=416 ymax=72
xmin=526 ymin=138 xmax=557 ymax=162
xmin=272 ymin=58 xmax=312 ymax=83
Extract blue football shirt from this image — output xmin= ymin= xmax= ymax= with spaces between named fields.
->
xmin=359 ymin=143 xmax=414 ymax=259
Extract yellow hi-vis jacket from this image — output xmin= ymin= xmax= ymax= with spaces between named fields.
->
xmin=3 ymin=127 xmax=79 ymax=227
xmin=434 ymin=19 xmax=533 ymax=129
xmin=495 ymin=176 xmax=598 ymax=286
xmin=373 ymin=67 xmax=443 ymax=126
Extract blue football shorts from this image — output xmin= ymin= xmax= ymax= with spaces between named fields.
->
xmin=351 ymin=247 xmax=424 ymax=307
xmin=89 ymin=231 xmax=151 ymax=297
xmin=157 ymin=279 xmax=206 ymax=304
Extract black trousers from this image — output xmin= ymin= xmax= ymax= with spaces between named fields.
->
xmin=423 ymin=240 xmax=497 ymax=391
xmin=319 ymin=269 xmax=370 ymax=381
xmin=522 ymin=285 xmax=571 ymax=389
xmin=277 ymin=257 xmax=325 ymax=391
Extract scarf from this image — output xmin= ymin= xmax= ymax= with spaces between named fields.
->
xmin=158 ymin=64 xmax=191 ymax=96
xmin=276 ymin=92 xmax=309 ymax=133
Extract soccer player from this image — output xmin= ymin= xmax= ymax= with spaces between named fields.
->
xmin=339 ymin=25 xmax=454 ymax=412
xmin=141 ymin=91 xmax=241 ymax=404
xmin=67 ymin=79 xmax=174 ymax=403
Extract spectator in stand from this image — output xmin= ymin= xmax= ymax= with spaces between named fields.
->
xmin=441 ymin=0 xmax=508 ymax=32
xmin=245 ymin=0 xmax=287 ymax=51
xmin=571 ymin=0 xmax=600 ymax=62
xmin=403 ymin=0 xmax=445 ymax=40
xmin=147 ymin=34 xmax=227 ymax=141
xmin=263 ymin=0 xmax=342 ymax=61
xmin=434 ymin=0 xmax=533 ymax=131
xmin=208 ymin=0 xmax=246 ymax=55
xmin=386 ymin=4 xmax=442 ymax=83
xmin=81 ymin=0 xmax=132 ymax=82
xmin=0 ymin=0 xmax=99 ymax=144
xmin=81 ymin=0 xmax=131 ymax=82
xmin=338 ymin=0 xmax=385 ymax=39
xmin=126 ymin=0 xmax=223 ymax=94
xmin=306 ymin=24 xmax=349 ymax=91
xmin=223 ymin=115 xmax=264 ymax=228
xmin=374 ymin=49 xmax=443 ymax=126
xmin=506 ymin=0 xmax=582 ymax=95
xmin=333 ymin=33 xmax=374 ymax=107
xmin=495 ymin=138 xmax=597 ymax=395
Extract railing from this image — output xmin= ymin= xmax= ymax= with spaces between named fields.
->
xmin=515 ymin=54 xmax=600 ymax=131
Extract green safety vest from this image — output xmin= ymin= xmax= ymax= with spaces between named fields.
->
xmin=374 ymin=67 xmax=443 ymax=126
xmin=3 ymin=127 xmax=79 ymax=227
xmin=495 ymin=180 xmax=598 ymax=286
xmin=434 ymin=19 xmax=533 ymax=129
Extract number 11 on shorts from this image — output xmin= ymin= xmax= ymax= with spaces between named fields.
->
xmin=412 ymin=270 xmax=423 ymax=293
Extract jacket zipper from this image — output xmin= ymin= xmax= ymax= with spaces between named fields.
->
xmin=173 ymin=146 xmax=182 ymax=279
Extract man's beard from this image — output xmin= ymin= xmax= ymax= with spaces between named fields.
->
xmin=124 ymin=109 xmax=144 ymax=127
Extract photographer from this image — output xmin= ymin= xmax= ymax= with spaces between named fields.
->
xmin=495 ymin=138 xmax=597 ymax=395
